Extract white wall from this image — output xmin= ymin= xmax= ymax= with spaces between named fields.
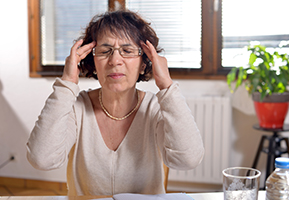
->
xmin=0 ymin=0 xmax=288 ymax=190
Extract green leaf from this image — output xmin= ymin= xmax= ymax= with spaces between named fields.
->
xmin=249 ymin=53 xmax=257 ymax=65
xmin=250 ymin=73 xmax=261 ymax=94
xmin=236 ymin=67 xmax=245 ymax=89
xmin=227 ymin=68 xmax=237 ymax=93
xmin=260 ymin=90 xmax=267 ymax=102
xmin=277 ymin=82 xmax=286 ymax=93
xmin=258 ymin=45 xmax=266 ymax=52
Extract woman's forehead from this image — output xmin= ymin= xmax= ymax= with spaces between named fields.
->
xmin=96 ymin=30 xmax=138 ymax=46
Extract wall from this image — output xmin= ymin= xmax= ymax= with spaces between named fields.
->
xmin=0 ymin=0 xmax=288 ymax=190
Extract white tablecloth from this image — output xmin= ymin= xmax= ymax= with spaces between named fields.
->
xmin=0 ymin=191 xmax=266 ymax=200
xmin=188 ymin=190 xmax=265 ymax=200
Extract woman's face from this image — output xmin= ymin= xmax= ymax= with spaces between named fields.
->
xmin=93 ymin=33 xmax=145 ymax=93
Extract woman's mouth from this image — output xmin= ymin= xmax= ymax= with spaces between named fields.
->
xmin=108 ymin=73 xmax=125 ymax=79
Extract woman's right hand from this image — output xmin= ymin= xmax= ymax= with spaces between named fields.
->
xmin=61 ymin=39 xmax=96 ymax=84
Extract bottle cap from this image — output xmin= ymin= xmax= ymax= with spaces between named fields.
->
xmin=275 ymin=157 xmax=289 ymax=169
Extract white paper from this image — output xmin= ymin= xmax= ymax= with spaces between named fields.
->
xmin=113 ymin=193 xmax=194 ymax=200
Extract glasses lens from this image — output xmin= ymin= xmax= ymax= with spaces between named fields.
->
xmin=120 ymin=47 xmax=141 ymax=57
xmin=94 ymin=46 xmax=112 ymax=57
xmin=94 ymin=46 xmax=142 ymax=57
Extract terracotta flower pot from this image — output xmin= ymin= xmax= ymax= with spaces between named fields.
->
xmin=252 ymin=92 xmax=289 ymax=129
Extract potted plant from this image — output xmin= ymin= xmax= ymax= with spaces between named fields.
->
xmin=227 ymin=44 xmax=289 ymax=129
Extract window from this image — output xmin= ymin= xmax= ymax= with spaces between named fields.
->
xmin=222 ymin=0 xmax=289 ymax=68
xmin=127 ymin=0 xmax=202 ymax=69
xmin=30 ymin=1 xmax=289 ymax=79
xmin=41 ymin=0 xmax=108 ymax=66
xmin=29 ymin=0 xmax=224 ymax=79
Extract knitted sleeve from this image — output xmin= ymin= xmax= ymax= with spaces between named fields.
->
xmin=26 ymin=78 xmax=79 ymax=170
xmin=155 ymin=82 xmax=204 ymax=170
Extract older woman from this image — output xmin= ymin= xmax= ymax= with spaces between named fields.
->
xmin=27 ymin=10 xmax=204 ymax=196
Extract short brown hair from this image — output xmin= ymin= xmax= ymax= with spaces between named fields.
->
xmin=78 ymin=9 xmax=162 ymax=82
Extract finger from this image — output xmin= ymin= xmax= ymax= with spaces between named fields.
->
xmin=145 ymin=40 xmax=158 ymax=57
xmin=78 ymin=46 xmax=94 ymax=60
xmin=140 ymin=41 xmax=153 ymax=60
xmin=76 ymin=41 xmax=96 ymax=59
xmin=71 ymin=39 xmax=84 ymax=54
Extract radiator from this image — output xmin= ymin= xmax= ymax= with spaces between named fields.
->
xmin=168 ymin=96 xmax=231 ymax=184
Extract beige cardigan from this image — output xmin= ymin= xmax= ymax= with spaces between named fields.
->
xmin=27 ymin=78 xmax=204 ymax=196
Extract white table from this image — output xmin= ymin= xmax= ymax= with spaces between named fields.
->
xmin=188 ymin=190 xmax=265 ymax=199
xmin=0 ymin=191 xmax=266 ymax=200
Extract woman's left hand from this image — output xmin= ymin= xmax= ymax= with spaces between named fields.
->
xmin=141 ymin=40 xmax=173 ymax=90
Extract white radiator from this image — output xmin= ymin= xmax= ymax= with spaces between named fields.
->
xmin=168 ymin=96 xmax=231 ymax=184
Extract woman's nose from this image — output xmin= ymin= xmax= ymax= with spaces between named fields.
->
xmin=108 ymin=49 xmax=123 ymax=66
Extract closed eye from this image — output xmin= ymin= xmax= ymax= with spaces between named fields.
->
xmin=101 ymin=49 xmax=112 ymax=54
xmin=98 ymin=47 xmax=112 ymax=55
xmin=122 ymin=47 xmax=135 ymax=54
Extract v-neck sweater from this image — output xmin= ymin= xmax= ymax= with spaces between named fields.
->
xmin=27 ymin=78 xmax=204 ymax=196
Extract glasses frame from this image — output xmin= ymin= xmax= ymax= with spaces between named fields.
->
xmin=92 ymin=46 xmax=143 ymax=58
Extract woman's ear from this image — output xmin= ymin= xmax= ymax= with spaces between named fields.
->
xmin=140 ymin=63 xmax=146 ymax=75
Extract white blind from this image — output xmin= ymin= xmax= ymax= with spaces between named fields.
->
xmin=41 ymin=0 xmax=201 ymax=69
xmin=127 ymin=0 xmax=201 ymax=68
xmin=41 ymin=0 xmax=107 ymax=65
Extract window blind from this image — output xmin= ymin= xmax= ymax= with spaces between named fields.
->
xmin=41 ymin=0 xmax=202 ymax=69
xmin=127 ymin=0 xmax=202 ymax=68
xmin=41 ymin=0 xmax=107 ymax=65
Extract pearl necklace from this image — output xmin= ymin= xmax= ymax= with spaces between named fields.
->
xmin=99 ymin=89 xmax=140 ymax=121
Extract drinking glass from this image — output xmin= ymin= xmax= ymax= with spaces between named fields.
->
xmin=222 ymin=167 xmax=261 ymax=200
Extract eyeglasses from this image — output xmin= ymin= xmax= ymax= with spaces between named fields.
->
xmin=92 ymin=46 xmax=143 ymax=58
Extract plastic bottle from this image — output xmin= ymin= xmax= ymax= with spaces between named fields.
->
xmin=266 ymin=157 xmax=289 ymax=200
